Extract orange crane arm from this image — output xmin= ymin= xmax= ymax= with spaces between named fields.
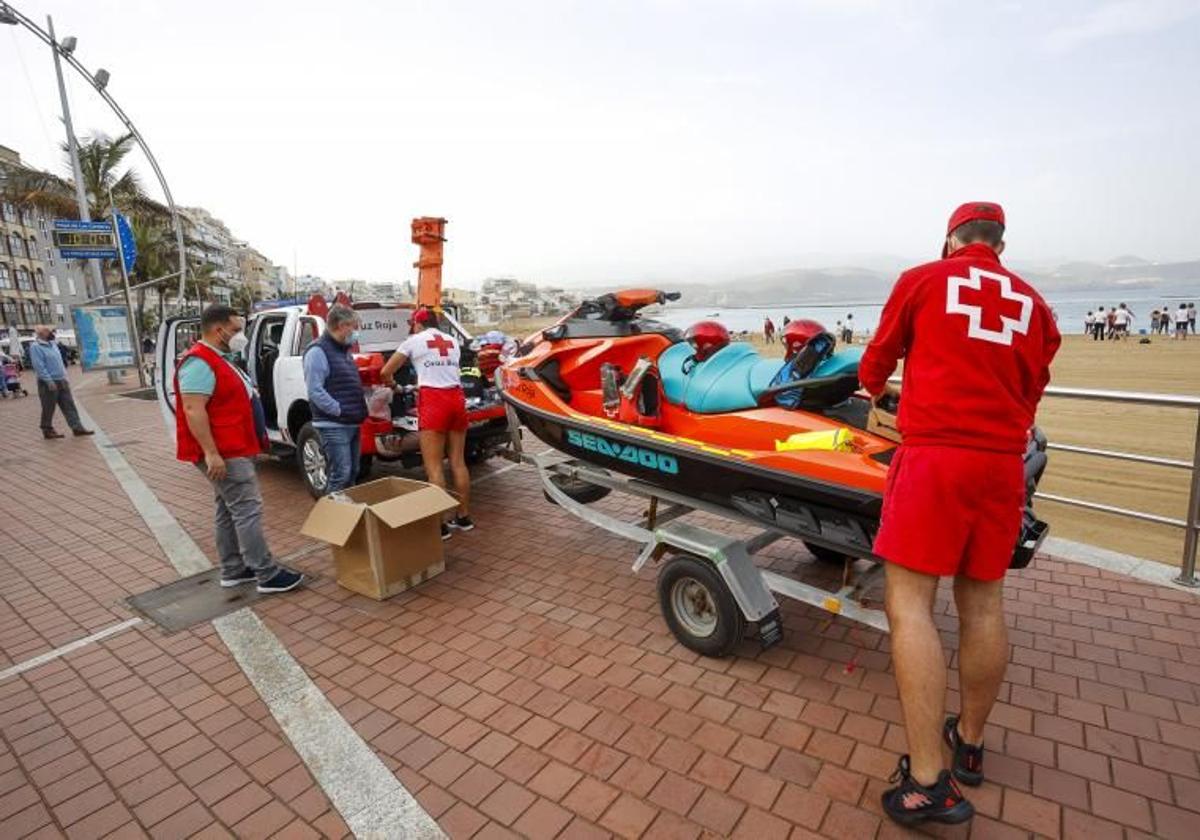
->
xmin=412 ymin=217 xmax=448 ymax=309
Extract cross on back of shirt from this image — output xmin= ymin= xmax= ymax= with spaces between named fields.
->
xmin=957 ymin=275 xmax=1027 ymax=333
xmin=425 ymin=333 xmax=454 ymax=357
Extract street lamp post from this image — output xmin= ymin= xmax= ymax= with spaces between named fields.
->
xmin=0 ymin=1 xmax=187 ymax=307
xmin=45 ymin=15 xmax=104 ymax=299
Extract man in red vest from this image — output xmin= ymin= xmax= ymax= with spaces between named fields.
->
xmin=176 ymin=304 xmax=303 ymax=593
xmin=860 ymin=203 xmax=1060 ymax=827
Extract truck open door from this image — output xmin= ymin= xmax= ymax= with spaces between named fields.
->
xmin=154 ymin=316 xmax=202 ymax=441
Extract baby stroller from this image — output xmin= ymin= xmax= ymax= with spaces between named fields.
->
xmin=2 ymin=360 xmax=27 ymax=398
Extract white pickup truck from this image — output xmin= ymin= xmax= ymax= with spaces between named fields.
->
xmin=154 ymin=303 xmax=510 ymax=495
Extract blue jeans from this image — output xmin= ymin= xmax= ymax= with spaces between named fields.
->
xmin=317 ymin=424 xmax=361 ymax=493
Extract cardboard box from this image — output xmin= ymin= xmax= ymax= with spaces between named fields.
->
xmin=867 ymin=404 xmax=903 ymax=443
xmin=300 ymin=477 xmax=458 ymax=600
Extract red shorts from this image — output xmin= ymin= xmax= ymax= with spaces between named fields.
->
xmin=873 ymin=445 xmax=1025 ymax=581
xmin=418 ymin=386 xmax=468 ymax=433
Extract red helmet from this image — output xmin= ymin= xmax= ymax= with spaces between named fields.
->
xmin=783 ymin=319 xmax=828 ymax=359
xmin=685 ymin=320 xmax=730 ymax=362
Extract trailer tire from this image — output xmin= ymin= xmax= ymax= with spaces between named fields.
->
xmin=543 ymin=475 xmax=612 ymax=505
xmin=657 ymin=555 xmax=744 ymax=658
xmin=803 ymin=541 xmax=851 ymax=565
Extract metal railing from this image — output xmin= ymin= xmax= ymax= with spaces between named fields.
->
xmin=1035 ymin=386 xmax=1200 ymax=588
xmin=885 ymin=379 xmax=1200 ymax=587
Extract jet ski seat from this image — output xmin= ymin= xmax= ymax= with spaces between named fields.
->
xmin=658 ymin=340 xmax=863 ymax=414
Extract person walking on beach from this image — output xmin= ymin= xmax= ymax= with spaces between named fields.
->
xmin=1189 ymin=303 xmax=1196 ymax=334
xmin=763 ymin=317 xmax=776 ymax=344
xmin=1084 ymin=311 xmax=1095 ymax=338
xmin=176 ymin=304 xmax=304 ymax=593
xmin=1112 ymin=303 xmax=1131 ymax=339
xmin=1160 ymin=306 xmax=1172 ymax=335
xmin=1177 ymin=304 xmax=1190 ymax=340
xmin=1091 ymin=307 xmax=1105 ymax=340
xmin=29 ymin=325 xmax=93 ymax=439
xmin=302 ymin=304 xmax=367 ymax=494
xmin=859 ymin=202 xmax=1060 ymax=827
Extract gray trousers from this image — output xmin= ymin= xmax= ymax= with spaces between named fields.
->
xmin=38 ymin=379 xmax=84 ymax=432
xmin=197 ymin=457 xmax=278 ymax=582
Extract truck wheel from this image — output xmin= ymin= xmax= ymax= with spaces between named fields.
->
xmin=803 ymin=541 xmax=851 ymax=565
xmin=357 ymin=454 xmax=374 ymax=483
xmin=657 ymin=555 xmax=744 ymax=658
xmin=543 ymin=475 xmax=612 ymax=505
xmin=297 ymin=423 xmax=328 ymax=498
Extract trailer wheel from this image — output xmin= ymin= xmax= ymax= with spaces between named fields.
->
xmin=657 ymin=555 xmax=744 ymax=657
xmin=543 ymin=475 xmax=612 ymax=505
xmin=803 ymin=541 xmax=850 ymax=565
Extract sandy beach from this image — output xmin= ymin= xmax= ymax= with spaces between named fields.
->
xmin=496 ymin=314 xmax=1200 ymax=568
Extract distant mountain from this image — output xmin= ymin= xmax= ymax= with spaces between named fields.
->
xmin=1106 ymin=255 xmax=1153 ymax=267
xmin=582 ymin=256 xmax=1200 ymax=306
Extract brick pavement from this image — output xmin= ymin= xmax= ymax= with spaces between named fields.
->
xmin=2 ymin=368 xmax=1200 ymax=839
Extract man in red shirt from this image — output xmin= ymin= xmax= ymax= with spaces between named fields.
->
xmin=860 ymin=203 xmax=1060 ymax=826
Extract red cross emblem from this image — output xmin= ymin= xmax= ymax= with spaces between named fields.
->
xmin=425 ymin=333 xmax=455 ymax=357
xmin=946 ymin=267 xmax=1033 ymax=345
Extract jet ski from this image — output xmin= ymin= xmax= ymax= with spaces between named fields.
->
xmin=498 ymin=289 xmax=1048 ymax=564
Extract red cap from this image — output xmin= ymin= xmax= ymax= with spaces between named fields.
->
xmin=411 ymin=308 xmax=436 ymax=326
xmin=942 ymin=201 xmax=1005 ymax=257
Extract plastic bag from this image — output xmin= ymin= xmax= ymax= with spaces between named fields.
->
xmin=775 ymin=428 xmax=855 ymax=452
xmin=366 ymin=386 xmax=393 ymax=420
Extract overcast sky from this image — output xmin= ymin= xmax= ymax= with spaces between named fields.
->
xmin=3 ymin=0 xmax=1198 ymax=287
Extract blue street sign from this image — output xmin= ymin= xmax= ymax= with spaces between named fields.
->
xmin=114 ymin=212 xmax=137 ymax=273
xmin=53 ymin=219 xmax=117 ymax=260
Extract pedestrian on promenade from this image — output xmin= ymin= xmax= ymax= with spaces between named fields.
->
xmin=1176 ymin=303 xmax=1190 ymax=340
xmin=175 ymin=304 xmax=303 ymax=593
xmin=859 ymin=202 xmax=1060 ymax=827
xmin=29 ymin=325 xmax=92 ymax=439
xmin=302 ymin=304 xmax=367 ymax=494
xmin=380 ymin=307 xmax=473 ymax=538
xmin=1 ymin=348 xmax=26 ymax=398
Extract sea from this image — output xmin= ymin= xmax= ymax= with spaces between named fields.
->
xmin=648 ymin=289 xmax=1196 ymax=337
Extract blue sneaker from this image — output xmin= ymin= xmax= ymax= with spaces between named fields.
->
xmin=257 ymin=568 xmax=305 ymax=594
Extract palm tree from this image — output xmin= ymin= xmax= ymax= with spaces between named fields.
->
xmin=230 ymin=283 xmax=260 ymax=318
xmin=67 ymin=131 xmax=147 ymax=217
xmin=0 ymin=163 xmax=78 ymax=218
xmin=128 ymin=215 xmax=175 ymax=331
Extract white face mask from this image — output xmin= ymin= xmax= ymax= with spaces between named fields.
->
xmin=228 ymin=332 xmax=249 ymax=354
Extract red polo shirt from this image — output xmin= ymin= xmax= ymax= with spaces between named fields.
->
xmin=860 ymin=243 xmax=1060 ymax=454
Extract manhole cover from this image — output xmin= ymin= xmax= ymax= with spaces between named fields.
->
xmin=125 ymin=568 xmax=310 ymax=632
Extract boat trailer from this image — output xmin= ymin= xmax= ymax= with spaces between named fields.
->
xmin=504 ymin=420 xmax=890 ymax=657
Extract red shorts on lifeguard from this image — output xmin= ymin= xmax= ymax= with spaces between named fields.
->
xmin=418 ymin=386 xmax=467 ymax=432
xmin=873 ymin=445 xmax=1024 ymax=581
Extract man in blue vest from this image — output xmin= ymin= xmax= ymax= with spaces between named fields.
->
xmin=303 ymin=305 xmax=368 ymax=493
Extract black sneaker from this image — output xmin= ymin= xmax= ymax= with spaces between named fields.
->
xmin=441 ymin=522 xmax=452 ymax=541
xmin=881 ymin=755 xmax=974 ymax=827
xmin=257 ymin=568 xmax=305 ymax=594
xmin=447 ymin=515 xmax=475 ymax=532
xmin=220 ymin=568 xmax=257 ymax=588
xmin=944 ymin=715 xmax=985 ymax=786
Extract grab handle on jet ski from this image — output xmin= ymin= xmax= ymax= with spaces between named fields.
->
xmin=756 ymin=372 xmax=862 ymax=407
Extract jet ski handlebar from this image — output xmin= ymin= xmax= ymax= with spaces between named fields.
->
xmin=572 ymin=289 xmax=681 ymax=322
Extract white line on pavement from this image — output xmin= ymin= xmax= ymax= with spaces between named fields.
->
xmin=75 ymin=402 xmax=446 ymax=839
xmin=0 ymin=618 xmax=144 ymax=683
